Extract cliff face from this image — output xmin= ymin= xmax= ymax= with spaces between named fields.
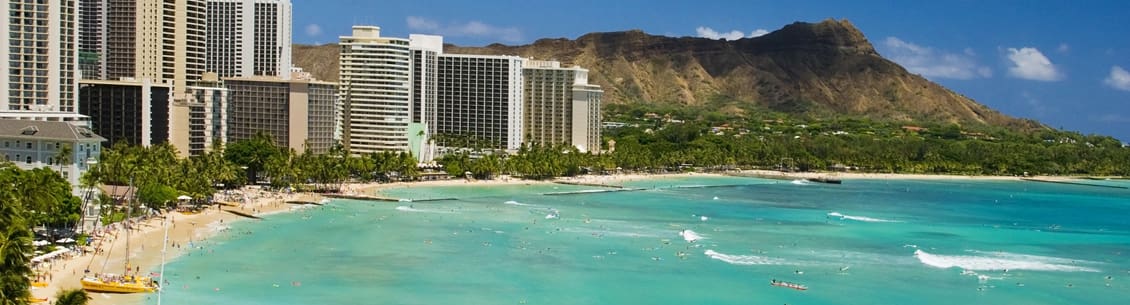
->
xmin=294 ymin=19 xmax=1039 ymax=129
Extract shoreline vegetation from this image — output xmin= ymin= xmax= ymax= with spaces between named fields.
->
xmin=30 ymin=169 xmax=1123 ymax=305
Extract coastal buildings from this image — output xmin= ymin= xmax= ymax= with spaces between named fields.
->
xmin=206 ymin=0 xmax=293 ymax=79
xmin=225 ymin=76 xmax=338 ymax=154
xmin=523 ymin=60 xmax=603 ymax=152
xmin=338 ymin=26 xmax=414 ymax=155
xmin=0 ymin=119 xmax=105 ymax=192
xmin=1 ymin=0 xmax=84 ymax=122
xmin=77 ymin=78 xmax=172 ymax=147
xmin=100 ymin=0 xmax=207 ymax=98
xmin=336 ymin=27 xmax=603 ymax=158
xmin=184 ymin=75 xmax=229 ymax=156
xmin=78 ymin=0 xmax=105 ymax=80
xmin=75 ymin=0 xmax=208 ymax=156
xmin=433 ymin=54 xmax=525 ymax=151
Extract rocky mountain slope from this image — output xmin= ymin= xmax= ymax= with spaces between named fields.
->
xmin=294 ymin=19 xmax=1040 ymax=129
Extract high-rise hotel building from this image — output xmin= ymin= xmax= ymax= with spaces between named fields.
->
xmin=77 ymin=78 xmax=172 ymax=147
xmin=523 ymin=60 xmax=603 ymax=152
xmin=206 ymin=0 xmax=292 ymax=79
xmin=78 ymin=0 xmax=104 ymax=79
xmin=78 ymin=0 xmax=218 ymax=156
xmin=101 ymin=0 xmax=206 ymax=99
xmin=1 ymin=0 xmax=83 ymax=121
xmin=434 ymin=54 xmax=524 ymax=151
xmin=225 ymin=75 xmax=337 ymax=154
xmin=337 ymin=25 xmax=603 ymax=158
xmin=338 ymin=26 xmax=414 ymax=155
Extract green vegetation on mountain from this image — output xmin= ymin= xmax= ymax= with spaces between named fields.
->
xmin=289 ymin=19 xmax=1127 ymax=176
xmin=600 ymin=103 xmax=1129 ymax=175
xmin=295 ymin=19 xmax=1040 ymax=131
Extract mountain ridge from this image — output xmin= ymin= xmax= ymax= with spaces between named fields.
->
xmin=293 ymin=19 xmax=1043 ymax=131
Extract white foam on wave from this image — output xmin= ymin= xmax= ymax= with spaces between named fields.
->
xmin=679 ymin=229 xmax=705 ymax=242
xmin=791 ymin=179 xmax=811 ymax=185
xmin=827 ymin=212 xmax=901 ymax=223
xmin=913 ymin=249 xmax=1100 ymax=272
xmin=503 ymin=200 xmax=533 ymax=206
xmin=704 ymin=249 xmax=787 ymax=265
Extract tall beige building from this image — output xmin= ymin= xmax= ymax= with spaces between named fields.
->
xmin=225 ymin=76 xmax=338 ymax=154
xmin=104 ymin=0 xmax=206 ymax=98
xmin=1 ymin=0 xmax=83 ymax=121
xmin=523 ymin=60 xmax=603 ymax=152
xmin=85 ymin=0 xmax=208 ymax=156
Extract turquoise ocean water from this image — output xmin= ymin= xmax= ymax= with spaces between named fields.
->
xmin=145 ymin=176 xmax=1129 ymax=305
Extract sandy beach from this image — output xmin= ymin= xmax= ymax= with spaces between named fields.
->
xmin=29 ymin=188 xmax=321 ymax=305
xmin=27 ymin=170 xmax=1097 ymax=304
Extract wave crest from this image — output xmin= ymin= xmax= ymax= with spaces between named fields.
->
xmin=827 ymin=212 xmax=900 ymax=223
xmin=679 ymin=230 xmax=705 ymax=242
xmin=913 ymin=249 xmax=1100 ymax=272
xmin=704 ymin=250 xmax=786 ymax=265
xmin=503 ymin=200 xmax=533 ymax=206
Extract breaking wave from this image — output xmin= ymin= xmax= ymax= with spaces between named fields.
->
xmin=913 ymin=249 xmax=1100 ymax=272
xmin=827 ymin=212 xmax=901 ymax=223
xmin=679 ymin=229 xmax=705 ymax=242
xmin=503 ymin=200 xmax=534 ymax=206
xmin=704 ymin=250 xmax=787 ymax=266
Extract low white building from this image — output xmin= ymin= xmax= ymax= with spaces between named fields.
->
xmin=0 ymin=119 xmax=106 ymax=231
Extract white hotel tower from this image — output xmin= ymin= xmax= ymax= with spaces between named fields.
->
xmin=206 ymin=0 xmax=293 ymax=79
xmin=338 ymin=26 xmax=414 ymax=155
xmin=1 ymin=0 xmax=84 ymax=122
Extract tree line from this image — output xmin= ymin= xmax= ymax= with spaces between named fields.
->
xmin=1 ymin=162 xmax=89 ymax=305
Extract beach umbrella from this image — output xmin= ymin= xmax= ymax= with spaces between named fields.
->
xmin=56 ymin=238 xmax=75 ymax=243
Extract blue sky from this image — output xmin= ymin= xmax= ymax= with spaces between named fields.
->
xmin=292 ymin=0 xmax=1130 ymax=142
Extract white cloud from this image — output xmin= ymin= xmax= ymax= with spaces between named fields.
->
xmin=696 ymin=26 xmax=769 ymax=40
xmin=406 ymin=16 xmax=522 ymax=43
xmin=1104 ymin=66 xmax=1130 ymax=91
xmin=1057 ymin=43 xmax=1070 ymax=54
xmin=1005 ymin=47 xmax=1063 ymax=81
xmin=406 ymin=16 xmax=439 ymax=31
xmin=881 ymin=37 xmax=991 ymax=80
xmin=304 ymin=24 xmax=322 ymax=37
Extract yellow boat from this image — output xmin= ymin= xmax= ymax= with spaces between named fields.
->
xmin=81 ymin=274 xmax=158 ymax=293
xmin=31 ymin=281 xmax=48 ymax=288
xmin=27 ymin=297 xmax=48 ymax=303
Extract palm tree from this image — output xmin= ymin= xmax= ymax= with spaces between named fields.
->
xmin=0 ymin=195 xmax=33 ymax=305
xmin=53 ymin=289 xmax=89 ymax=305
xmin=54 ymin=143 xmax=73 ymax=178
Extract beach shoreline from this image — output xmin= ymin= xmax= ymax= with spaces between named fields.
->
xmin=30 ymin=188 xmax=321 ymax=305
xmin=29 ymin=170 xmax=1106 ymax=304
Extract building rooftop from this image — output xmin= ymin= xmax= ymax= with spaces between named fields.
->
xmin=0 ymin=119 xmax=107 ymax=142
xmin=223 ymin=75 xmax=338 ymax=86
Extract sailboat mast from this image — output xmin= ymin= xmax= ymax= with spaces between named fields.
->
xmin=157 ymin=213 xmax=169 ymax=305
xmin=125 ymin=176 xmax=134 ymax=274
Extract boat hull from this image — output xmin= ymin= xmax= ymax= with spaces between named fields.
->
xmin=81 ymin=278 xmax=157 ymax=293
